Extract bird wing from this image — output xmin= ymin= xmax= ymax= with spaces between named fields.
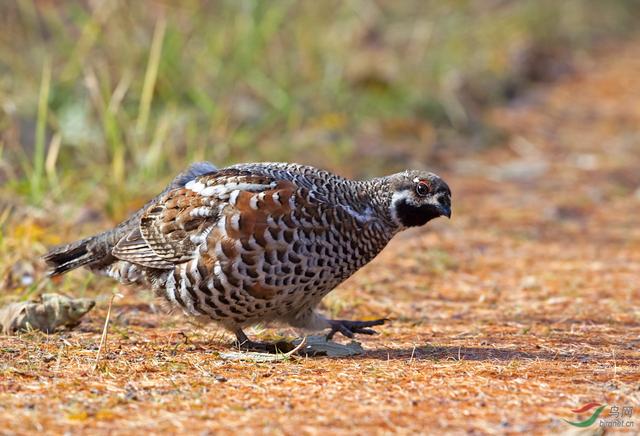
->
xmin=111 ymin=168 xmax=307 ymax=269
xmin=43 ymin=161 xmax=218 ymax=275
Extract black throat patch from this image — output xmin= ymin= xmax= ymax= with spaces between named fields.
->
xmin=396 ymin=199 xmax=442 ymax=227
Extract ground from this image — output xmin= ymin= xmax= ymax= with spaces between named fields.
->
xmin=1 ymin=41 xmax=640 ymax=435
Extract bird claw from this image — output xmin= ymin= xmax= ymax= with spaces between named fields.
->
xmin=233 ymin=338 xmax=296 ymax=354
xmin=326 ymin=318 xmax=387 ymax=340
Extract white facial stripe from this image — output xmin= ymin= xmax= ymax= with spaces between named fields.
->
xmin=389 ymin=190 xmax=413 ymax=227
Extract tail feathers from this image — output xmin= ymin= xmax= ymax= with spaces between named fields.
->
xmin=43 ymin=236 xmax=102 ymax=277
xmin=43 ymin=161 xmax=218 ymax=277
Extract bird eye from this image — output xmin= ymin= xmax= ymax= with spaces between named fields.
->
xmin=415 ymin=182 xmax=430 ymax=197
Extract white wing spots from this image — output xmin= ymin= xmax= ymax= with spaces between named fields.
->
xmin=217 ymin=216 xmax=227 ymax=232
xmin=189 ymin=256 xmax=201 ymax=280
xmin=249 ymin=195 xmax=259 ymax=210
xmin=190 ymin=206 xmax=212 ymax=218
xmin=200 ymin=186 xmax=219 ymax=197
xmin=201 ymin=184 xmax=234 ymax=197
xmin=185 ymin=180 xmax=205 ymax=193
xmin=214 ymin=262 xmax=222 ymax=277
xmin=239 ymin=181 xmax=278 ymax=190
xmin=199 ymin=182 xmax=274 ymax=198
xmin=272 ymin=192 xmax=282 ymax=206
xmin=230 ymin=213 xmax=241 ymax=231
xmin=229 ymin=190 xmax=240 ymax=206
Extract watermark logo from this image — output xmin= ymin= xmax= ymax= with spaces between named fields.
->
xmin=563 ymin=403 xmax=607 ymax=428
xmin=563 ymin=403 xmax=635 ymax=429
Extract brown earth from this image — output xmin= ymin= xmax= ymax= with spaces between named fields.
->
xmin=1 ymin=41 xmax=640 ymax=435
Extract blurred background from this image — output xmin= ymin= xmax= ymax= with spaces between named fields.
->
xmin=1 ymin=1 xmax=639 ymax=213
xmin=1 ymin=0 xmax=640 ymax=295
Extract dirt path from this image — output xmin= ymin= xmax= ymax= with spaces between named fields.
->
xmin=1 ymin=42 xmax=640 ymax=434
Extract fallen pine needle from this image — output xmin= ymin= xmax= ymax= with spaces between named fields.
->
xmin=93 ymin=293 xmax=116 ymax=372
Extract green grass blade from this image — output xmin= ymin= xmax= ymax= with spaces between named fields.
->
xmin=136 ymin=17 xmax=167 ymax=139
xmin=32 ymin=58 xmax=51 ymax=204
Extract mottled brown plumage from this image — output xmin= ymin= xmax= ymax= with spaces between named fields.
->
xmin=44 ymin=162 xmax=451 ymax=351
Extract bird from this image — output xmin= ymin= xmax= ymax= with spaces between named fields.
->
xmin=44 ymin=162 xmax=451 ymax=352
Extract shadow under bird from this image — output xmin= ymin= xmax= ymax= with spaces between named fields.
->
xmin=44 ymin=162 xmax=451 ymax=352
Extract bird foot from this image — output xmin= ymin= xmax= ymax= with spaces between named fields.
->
xmin=233 ymin=330 xmax=296 ymax=354
xmin=327 ymin=318 xmax=387 ymax=340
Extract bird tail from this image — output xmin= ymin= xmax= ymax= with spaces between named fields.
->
xmin=43 ymin=161 xmax=218 ymax=277
xmin=43 ymin=234 xmax=105 ymax=277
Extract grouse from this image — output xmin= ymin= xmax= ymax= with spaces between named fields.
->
xmin=44 ymin=162 xmax=451 ymax=351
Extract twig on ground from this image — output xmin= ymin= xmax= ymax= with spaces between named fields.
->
xmin=93 ymin=292 xmax=117 ymax=372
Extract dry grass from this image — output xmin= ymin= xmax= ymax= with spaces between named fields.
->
xmin=2 ymin=37 xmax=640 ymax=436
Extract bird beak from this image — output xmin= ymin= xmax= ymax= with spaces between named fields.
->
xmin=439 ymin=205 xmax=451 ymax=219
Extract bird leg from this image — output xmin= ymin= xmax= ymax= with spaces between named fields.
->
xmin=326 ymin=318 xmax=387 ymax=340
xmin=233 ymin=329 xmax=296 ymax=354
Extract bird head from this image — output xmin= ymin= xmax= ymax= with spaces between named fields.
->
xmin=386 ymin=171 xmax=452 ymax=228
